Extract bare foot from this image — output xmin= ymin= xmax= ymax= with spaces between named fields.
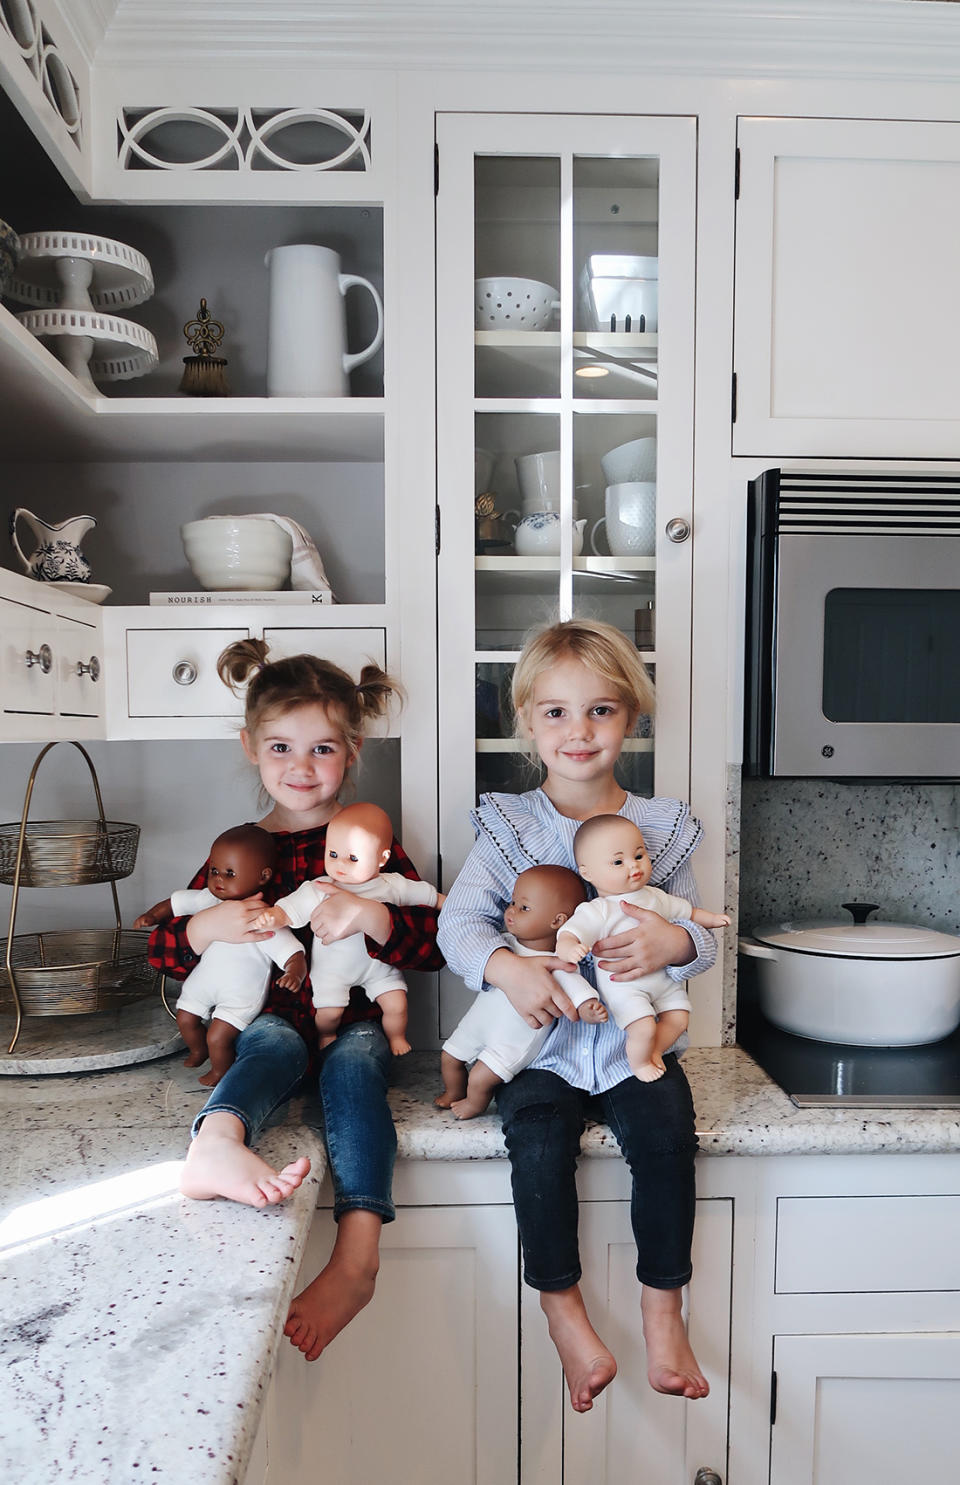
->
xmin=388 ymin=1035 xmax=412 ymax=1056
xmin=541 ymin=1286 xmax=617 ymax=1413
xmin=284 ymin=1211 xmax=382 ymax=1361
xmin=180 ymin=1124 xmax=311 ymax=1208
xmin=633 ymin=1057 xmax=666 ymax=1083
xmin=434 ymin=1089 xmax=456 ymax=1108
xmin=641 ymin=1286 xmax=709 ymax=1399
xmin=579 ymin=999 xmax=608 ymax=1025
xmin=183 ymin=1050 xmax=208 ymax=1068
xmin=435 ymin=1053 xmax=468 ymax=1108
xmin=197 ymin=1068 xmax=221 ymax=1087
xmin=449 ymin=1094 xmax=492 ymax=1120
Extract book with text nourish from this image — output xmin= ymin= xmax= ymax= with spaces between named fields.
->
xmin=149 ymin=589 xmax=334 ymax=606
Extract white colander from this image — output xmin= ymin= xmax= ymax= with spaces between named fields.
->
xmin=475 ymin=276 xmax=560 ymax=330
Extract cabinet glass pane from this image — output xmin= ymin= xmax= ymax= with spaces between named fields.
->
xmin=572 ymin=156 xmax=659 ymax=402
xmin=475 ymin=157 xmax=561 ymax=399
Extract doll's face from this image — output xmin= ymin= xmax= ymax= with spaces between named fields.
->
xmin=206 ymin=839 xmax=273 ymax=900
xmin=504 ymin=870 xmax=573 ymax=943
xmin=325 ymin=811 xmax=391 ymax=885
xmin=575 ymin=818 xmax=652 ymax=898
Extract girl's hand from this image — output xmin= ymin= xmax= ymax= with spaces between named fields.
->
xmin=310 ymin=886 xmax=391 ymax=946
xmin=485 ymin=946 xmax=579 ymax=1030
xmin=594 ymin=905 xmax=696 ymax=982
xmin=185 ymin=894 xmax=274 ymax=954
xmin=251 ymin=906 xmax=282 ymax=931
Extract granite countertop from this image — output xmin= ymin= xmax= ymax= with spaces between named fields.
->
xmin=6 ymin=1044 xmax=960 ymax=1483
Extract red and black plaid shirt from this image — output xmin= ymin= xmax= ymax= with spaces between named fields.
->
xmin=148 ymin=822 xmax=443 ymax=1069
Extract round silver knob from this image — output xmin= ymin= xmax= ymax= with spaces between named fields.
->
xmin=172 ymin=660 xmax=198 ymax=686
xmin=25 ymin=643 xmax=52 ymax=673
xmin=76 ymin=656 xmax=100 ymax=680
xmin=694 ymin=1471 xmax=723 ymax=1485
xmin=665 ymin=517 xmax=691 ymax=544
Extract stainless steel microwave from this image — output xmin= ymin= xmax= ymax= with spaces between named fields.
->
xmin=744 ymin=469 xmax=960 ymax=778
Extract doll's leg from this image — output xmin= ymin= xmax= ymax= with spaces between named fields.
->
xmin=600 ymin=1058 xmax=707 ymax=1400
xmin=374 ymin=988 xmax=410 ymax=1055
xmin=198 ymin=1017 xmax=242 ymax=1087
xmin=181 ymin=1014 xmax=312 ymax=1208
xmin=434 ymin=1048 xmax=469 ymax=1108
xmin=649 ymin=1009 xmax=690 ymax=1073
xmin=314 ymin=1004 xmax=346 ymax=1049
xmin=498 ymin=1070 xmax=617 ymax=1412
xmin=176 ymin=1008 xmax=209 ymax=1067
xmin=451 ymin=1059 xmax=503 ymax=1120
xmin=622 ymin=1011 xmax=666 ymax=1082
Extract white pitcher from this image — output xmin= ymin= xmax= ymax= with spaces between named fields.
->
xmin=10 ymin=508 xmax=96 ymax=582
xmin=265 ymin=244 xmax=384 ymax=397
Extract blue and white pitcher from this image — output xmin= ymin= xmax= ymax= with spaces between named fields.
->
xmin=10 ymin=508 xmax=97 ymax=583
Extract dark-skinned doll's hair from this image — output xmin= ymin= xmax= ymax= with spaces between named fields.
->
xmin=211 ymin=823 xmax=278 ymax=871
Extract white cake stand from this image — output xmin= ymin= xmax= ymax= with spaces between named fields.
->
xmin=8 ymin=231 xmax=157 ymax=391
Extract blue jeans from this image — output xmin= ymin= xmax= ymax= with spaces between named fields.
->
xmin=191 ymin=1013 xmax=397 ymax=1224
xmin=496 ymin=1056 xmax=698 ymax=1292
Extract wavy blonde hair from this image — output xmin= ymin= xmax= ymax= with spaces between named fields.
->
xmin=511 ymin=618 xmax=655 ymax=738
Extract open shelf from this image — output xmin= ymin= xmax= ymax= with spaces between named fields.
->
xmin=0 ymin=307 xmax=385 ymax=461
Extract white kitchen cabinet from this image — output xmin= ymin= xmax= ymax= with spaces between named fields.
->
xmin=734 ymin=115 xmax=960 ymax=458
xmin=0 ymin=570 xmax=104 ymax=739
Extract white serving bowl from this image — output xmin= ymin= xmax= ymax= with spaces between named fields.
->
xmin=475 ymin=276 xmax=560 ymax=331
xmin=181 ymin=518 xmax=293 ymax=591
xmin=600 ymin=436 xmax=657 ymax=486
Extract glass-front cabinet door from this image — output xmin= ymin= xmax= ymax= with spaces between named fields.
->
xmin=436 ymin=113 xmax=697 ymax=903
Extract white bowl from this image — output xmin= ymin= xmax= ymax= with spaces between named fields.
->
xmin=181 ymin=518 xmax=293 ymax=591
xmin=600 ymin=436 xmax=657 ymax=486
xmin=475 ymin=277 xmax=560 ymax=331
xmin=591 ymin=482 xmax=657 ymax=557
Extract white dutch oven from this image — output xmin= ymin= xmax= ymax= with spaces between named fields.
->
xmin=739 ymin=904 xmax=960 ymax=1047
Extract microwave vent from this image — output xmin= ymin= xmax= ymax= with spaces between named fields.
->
xmin=775 ymin=471 xmax=960 ymax=537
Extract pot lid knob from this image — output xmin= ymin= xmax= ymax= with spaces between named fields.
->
xmin=841 ymin=902 xmax=880 ymax=925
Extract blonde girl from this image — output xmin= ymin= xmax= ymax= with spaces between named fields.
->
xmin=149 ymin=639 xmax=442 ymax=1362
xmin=437 ymin=618 xmax=716 ymax=1413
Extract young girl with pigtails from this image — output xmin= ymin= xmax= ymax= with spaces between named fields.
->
xmin=148 ymin=638 xmax=442 ymax=1363
xmin=438 ymin=618 xmax=719 ymax=1414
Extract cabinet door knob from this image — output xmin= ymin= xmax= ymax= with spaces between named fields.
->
xmin=76 ymin=656 xmax=100 ymax=681
xmin=25 ymin=643 xmax=53 ymax=673
xmin=694 ymin=1471 xmax=723 ymax=1485
xmin=665 ymin=516 xmax=691 ymax=543
xmin=172 ymin=660 xmax=198 ymax=686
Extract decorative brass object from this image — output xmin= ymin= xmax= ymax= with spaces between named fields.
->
xmin=179 ymin=296 xmax=230 ymax=396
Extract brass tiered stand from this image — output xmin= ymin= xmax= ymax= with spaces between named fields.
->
xmin=1 ymin=740 xmax=157 ymax=1053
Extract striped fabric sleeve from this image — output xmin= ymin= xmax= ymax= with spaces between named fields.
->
xmin=654 ymin=851 xmax=717 ymax=983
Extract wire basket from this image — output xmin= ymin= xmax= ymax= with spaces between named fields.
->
xmin=0 ymin=819 xmax=140 ymax=887
xmin=0 ymin=929 xmax=156 ymax=1016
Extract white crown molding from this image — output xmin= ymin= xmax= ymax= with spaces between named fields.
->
xmin=83 ymin=0 xmax=960 ymax=79
xmin=52 ymin=0 xmax=120 ymax=65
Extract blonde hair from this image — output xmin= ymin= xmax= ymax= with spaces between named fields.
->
xmin=511 ymin=618 xmax=655 ymax=736
xmin=217 ymin=638 xmax=400 ymax=764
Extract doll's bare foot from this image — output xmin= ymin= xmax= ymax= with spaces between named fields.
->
xmin=183 ymin=1050 xmax=208 ymax=1068
xmin=449 ymin=1060 xmax=501 ymax=1119
xmin=633 ymin=1056 xmax=666 ymax=1083
xmin=540 ymin=1286 xmax=617 ymax=1413
xmin=435 ymin=1051 xmax=469 ymax=1107
xmin=641 ymin=1286 xmax=709 ymax=1399
xmin=388 ymin=1034 xmax=412 ymax=1056
xmin=197 ymin=1068 xmax=221 ymax=1087
xmin=578 ymin=998 xmax=608 ymax=1025
xmin=284 ymin=1210 xmax=381 ymax=1361
xmin=180 ymin=1112 xmax=311 ymax=1207
xmin=449 ymin=1093 xmax=492 ymax=1119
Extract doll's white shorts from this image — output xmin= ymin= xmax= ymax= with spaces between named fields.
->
xmin=175 ymin=986 xmax=267 ymax=1033
xmin=597 ymin=968 xmax=690 ymax=1031
xmin=442 ymin=970 xmax=598 ymax=1084
xmin=309 ymin=936 xmax=407 ymax=1010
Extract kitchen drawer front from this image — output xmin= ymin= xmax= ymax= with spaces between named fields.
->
xmin=57 ymin=612 xmax=103 ymax=719
xmin=1 ymin=597 xmax=56 ymax=716
xmin=263 ymin=627 xmax=387 ymax=676
xmin=776 ymin=1195 xmax=960 ymax=1294
xmin=126 ymin=628 xmax=249 ymax=717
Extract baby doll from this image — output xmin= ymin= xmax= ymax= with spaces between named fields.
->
xmin=251 ymin=801 xmax=443 ymax=1055
xmin=134 ymin=823 xmax=307 ymax=1086
xmin=435 ymin=864 xmax=608 ymax=1120
xmin=557 ymin=814 xmax=730 ymax=1082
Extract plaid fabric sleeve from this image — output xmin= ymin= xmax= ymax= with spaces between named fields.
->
xmin=146 ymin=859 xmax=209 ymax=980
xmin=364 ymin=836 xmax=445 ymax=972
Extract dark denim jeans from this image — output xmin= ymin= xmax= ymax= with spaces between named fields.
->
xmin=191 ymin=1013 xmax=396 ymax=1224
xmin=497 ymin=1055 xmax=699 ymax=1292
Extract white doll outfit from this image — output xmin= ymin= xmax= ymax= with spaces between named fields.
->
xmin=274 ymin=873 xmax=439 ymax=1010
xmin=170 ymin=887 xmax=305 ymax=1032
xmin=441 ymin=932 xmax=600 ymax=1083
xmin=561 ymin=886 xmax=694 ymax=1030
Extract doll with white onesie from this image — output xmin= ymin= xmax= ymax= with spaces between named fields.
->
xmin=435 ymin=863 xmax=608 ymax=1120
xmin=251 ymin=801 xmax=443 ymax=1055
xmin=557 ymin=814 xmax=730 ymax=1082
xmin=134 ymin=823 xmax=307 ymax=1086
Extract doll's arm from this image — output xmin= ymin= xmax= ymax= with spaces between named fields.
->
xmin=555 ymin=929 xmax=591 ymax=964
xmin=277 ymin=948 xmax=308 ymax=991
xmin=690 ymin=906 xmax=731 ymax=930
xmin=134 ymin=897 xmax=173 ymax=930
xmin=252 ymin=903 xmax=293 ymax=931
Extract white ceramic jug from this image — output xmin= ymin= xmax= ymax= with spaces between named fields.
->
xmin=265 ymin=244 xmax=384 ymax=397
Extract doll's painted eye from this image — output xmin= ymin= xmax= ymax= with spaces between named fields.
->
xmin=328 ymin=849 xmax=338 ymax=859
xmin=349 ymin=854 xmax=359 ymax=862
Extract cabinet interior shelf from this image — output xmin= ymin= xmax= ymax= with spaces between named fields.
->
xmin=0 ymin=307 xmax=384 ymax=461
xmin=475 ymin=329 xmax=658 ymax=398
xmin=475 ymin=553 xmax=655 ymax=598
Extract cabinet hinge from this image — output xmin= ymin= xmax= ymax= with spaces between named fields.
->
xmin=734 ymin=146 xmax=741 ymax=201
xmin=435 ymin=504 xmax=441 ymax=556
xmin=731 ymin=371 xmax=738 ymax=424
xmin=434 ymin=142 xmax=439 ymax=196
xmin=437 ymin=851 xmax=443 ymax=891
xmin=770 ymin=1369 xmax=778 ymax=1426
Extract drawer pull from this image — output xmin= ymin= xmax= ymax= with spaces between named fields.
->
xmin=665 ymin=516 xmax=691 ymax=544
xmin=694 ymin=1471 xmax=723 ymax=1485
xmin=25 ymin=644 xmax=52 ymax=673
xmin=76 ymin=656 xmax=100 ymax=681
xmin=172 ymin=660 xmax=198 ymax=686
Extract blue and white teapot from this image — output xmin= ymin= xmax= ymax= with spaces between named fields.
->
xmin=10 ymin=508 xmax=97 ymax=583
xmin=512 ymin=511 xmax=585 ymax=557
